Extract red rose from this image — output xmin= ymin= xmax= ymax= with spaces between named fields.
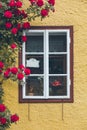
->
xmin=5 ymin=22 xmax=12 ymax=29
xmin=37 ymin=0 xmax=44 ymax=7
xmin=0 ymin=104 xmax=6 ymax=112
xmin=0 ymin=61 xmax=4 ymax=69
xmin=17 ymin=23 xmax=21 ymax=30
xmin=4 ymin=10 xmax=12 ymax=18
xmin=24 ymin=68 xmax=31 ymax=75
xmin=10 ymin=43 xmax=17 ymax=49
xmin=8 ymin=0 xmax=16 ymax=7
xmin=48 ymin=0 xmax=55 ymax=6
xmin=22 ymin=22 xmax=30 ymax=29
xmin=41 ymin=9 xmax=49 ymax=17
xmin=16 ymin=1 xmax=22 ymax=8
xmin=19 ymin=64 xmax=25 ymax=70
xmin=14 ymin=9 xmax=21 ymax=16
xmin=21 ymin=10 xmax=27 ymax=18
xmin=0 ymin=118 xmax=7 ymax=124
xmin=11 ymin=114 xmax=19 ymax=122
xmin=11 ymin=28 xmax=18 ymax=34
xmin=17 ymin=73 xmax=24 ymax=80
xmin=11 ymin=67 xmax=18 ymax=74
xmin=0 ymin=3 xmax=2 ymax=8
xmin=4 ymin=70 xmax=10 ymax=78
xmin=22 ymin=36 xmax=27 ymax=42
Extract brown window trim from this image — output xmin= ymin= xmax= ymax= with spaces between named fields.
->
xmin=19 ymin=26 xmax=74 ymax=103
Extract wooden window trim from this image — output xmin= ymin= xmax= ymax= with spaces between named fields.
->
xmin=19 ymin=26 xmax=74 ymax=103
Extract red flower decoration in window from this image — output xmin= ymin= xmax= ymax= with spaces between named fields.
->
xmin=51 ymin=80 xmax=61 ymax=87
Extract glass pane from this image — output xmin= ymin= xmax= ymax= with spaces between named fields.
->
xmin=49 ymin=54 xmax=67 ymax=74
xmin=26 ymin=34 xmax=43 ymax=52
xmin=49 ymin=33 xmax=66 ymax=52
xmin=49 ymin=76 xmax=67 ymax=96
xmin=26 ymin=76 xmax=44 ymax=96
xmin=26 ymin=55 xmax=44 ymax=74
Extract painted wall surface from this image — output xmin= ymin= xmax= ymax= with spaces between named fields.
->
xmin=4 ymin=0 xmax=87 ymax=130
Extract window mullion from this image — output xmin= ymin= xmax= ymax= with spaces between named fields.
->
xmin=44 ymin=30 xmax=49 ymax=98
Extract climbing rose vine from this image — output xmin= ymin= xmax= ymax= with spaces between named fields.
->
xmin=0 ymin=104 xmax=19 ymax=129
xmin=0 ymin=0 xmax=55 ymax=129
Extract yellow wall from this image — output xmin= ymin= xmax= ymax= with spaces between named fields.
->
xmin=4 ymin=0 xmax=87 ymax=130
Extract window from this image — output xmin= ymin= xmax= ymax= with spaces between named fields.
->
xmin=19 ymin=26 xmax=73 ymax=103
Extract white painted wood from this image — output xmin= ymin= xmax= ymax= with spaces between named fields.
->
xmin=22 ymin=29 xmax=71 ymax=99
xmin=67 ymin=29 xmax=70 ymax=98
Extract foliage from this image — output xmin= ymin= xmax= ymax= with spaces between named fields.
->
xmin=0 ymin=103 xmax=19 ymax=130
xmin=0 ymin=0 xmax=55 ymax=129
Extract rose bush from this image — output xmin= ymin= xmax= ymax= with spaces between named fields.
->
xmin=0 ymin=104 xmax=19 ymax=129
xmin=0 ymin=104 xmax=6 ymax=112
xmin=0 ymin=0 xmax=55 ymax=129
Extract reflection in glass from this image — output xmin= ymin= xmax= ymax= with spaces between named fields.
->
xmin=49 ymin=76 xmax=67 ymax=96
xmin=49 ymin=55 xmax=66 ymax=74
xmin=49 ymin=33 xmax=66 ymax=52
xmin=26 ymin=76 xmax=44 ymax=96
xmin=26 ymin=55 xmax=44 ymax=74
xmin=26 ymin=35 xmax=43 ymax=52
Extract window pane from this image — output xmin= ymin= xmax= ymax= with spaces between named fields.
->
xmin=49 ymin=55 xmax=67 ymax=74
xmin=49 ymin=76 xmax=67 ymax=96
xmin=26 ymin=55 xmax=44 ymax=74
xmin=26 ymin=76 xmax=44 ymax=96
xmin=49 ymin=33 xmax=66 ymax=52
xmin=26 ymin=34 xmax=43 ymax=52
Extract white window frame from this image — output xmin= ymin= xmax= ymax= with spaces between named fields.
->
xmin=22 ymin=29 xmax=71 ymax=100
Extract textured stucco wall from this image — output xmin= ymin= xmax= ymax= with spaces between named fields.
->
xmin=4 ymin=0 xmax=87 ymax=130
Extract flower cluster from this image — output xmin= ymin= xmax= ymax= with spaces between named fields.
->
xmin=28 ymin=0 xmax=55 ymax=18
xmin=0 ymin=0 xmax=55 ymax=46
xmin=0 ymin=104 xmax=19 ymax=127
xmin=0 ymin=3 xmax=29 ymax=47
xmin=0 ymin=61 xmax=31 ymax=83
xmin=0 ymin=0 xmax=55 ymax=129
